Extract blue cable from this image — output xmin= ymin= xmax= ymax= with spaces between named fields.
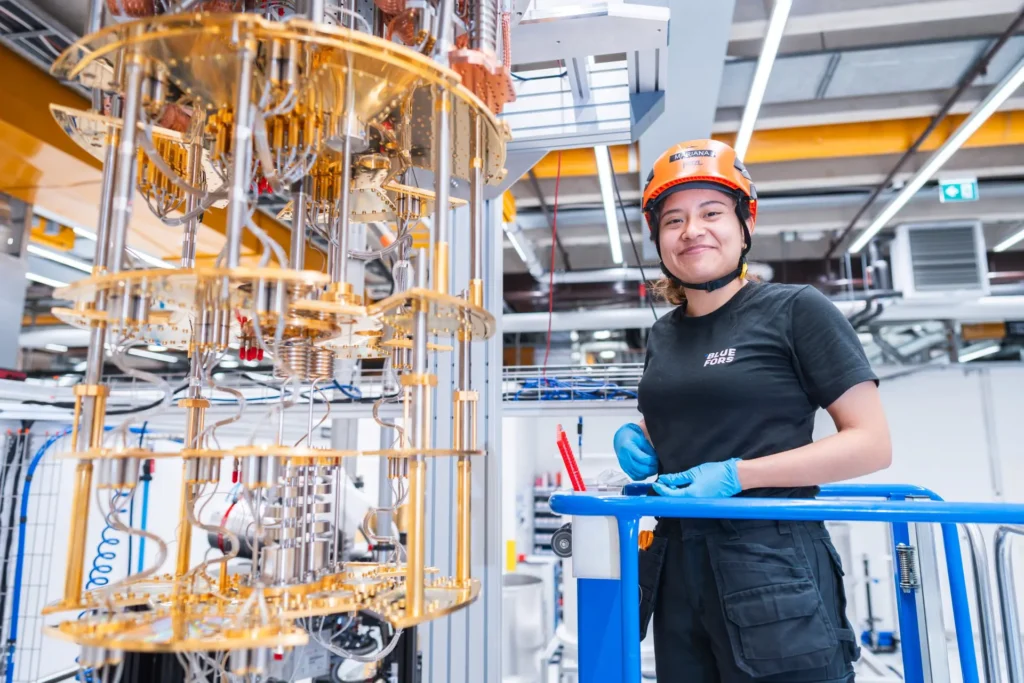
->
xmin=135 ymin=422 xmax=148 ymax=576
xmin=5 ymin=428 xmax=72 ymax=682
xmin=512 ymin=376 xmax=638 ymax=401
xmin=332 ymin=380 xmax=363 ymax=400
xmin=137 ymin=476 xmax=151 ymax=575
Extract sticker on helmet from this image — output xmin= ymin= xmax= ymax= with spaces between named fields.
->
xmin=669 ymin=149 xmax=716 ymax=162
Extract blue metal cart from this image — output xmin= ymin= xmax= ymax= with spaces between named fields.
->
xmin=548 ymin=484 xmax=1024 ymax=683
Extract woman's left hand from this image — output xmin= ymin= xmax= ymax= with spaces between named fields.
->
xmin=652 ymin=458 xmax=742 ymax=498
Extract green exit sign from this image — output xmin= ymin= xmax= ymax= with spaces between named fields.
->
xmin=939 ymin=178 xmax=979 ymax=203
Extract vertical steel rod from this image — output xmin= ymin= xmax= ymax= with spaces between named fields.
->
xmin=308 ymin=0 xmax=326 ymax=22
xmin=290 ymin=178 xmax=309 ymax=271
xmin=406 ymin=243 xmax=432 ymax=616
xmin=226 ymin=41 xmax=256 ymax=269
xmin=331 ymin=58 xmax=356 ymax=289
xmin=106 ymin=59 xmax=144 ymax=275
xmin=433 ymin=88 xmax=452 ymax=294
xmin=181 ymin=142 xmax=203 ymax=269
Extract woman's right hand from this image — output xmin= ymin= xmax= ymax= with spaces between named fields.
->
xmin=613 ymin=423 xmax=659 ymax=480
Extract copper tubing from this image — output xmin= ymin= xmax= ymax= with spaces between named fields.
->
xmin=501 ymin=11 xmax=511 ymax=66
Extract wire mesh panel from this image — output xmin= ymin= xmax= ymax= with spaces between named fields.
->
xmin=0 ymin=427 xmax=69 ymax=683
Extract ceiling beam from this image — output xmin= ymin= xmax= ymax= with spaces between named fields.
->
xmin=714 ymin=89 xmax=1024 ymax=134
xmin=731 ymin=0 xmax=1023 ymax=43
xmin=637 ymin=0 xmax=735 ymax=175
xmin=0 ymin=44 xmax=321 ymax=269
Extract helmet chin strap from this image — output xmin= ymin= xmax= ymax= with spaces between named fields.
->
xmin=660 ymin=222 xmax=752 ymax=293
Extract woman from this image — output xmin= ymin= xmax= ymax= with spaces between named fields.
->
xmin=614 ymin=139 xmax=892 ymax=683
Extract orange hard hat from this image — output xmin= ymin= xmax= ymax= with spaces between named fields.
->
xmin=641 ymin=139 xmax=758 ymax=232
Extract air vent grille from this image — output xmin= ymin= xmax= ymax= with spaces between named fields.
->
xmin=907 ymin=226 xmax=982 ymax=291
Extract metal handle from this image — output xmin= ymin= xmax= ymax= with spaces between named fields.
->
xmin=996 ymin=526 xmax=1024 ymax=683
xmin=962 ymin=524 xmax=1001 ymax=683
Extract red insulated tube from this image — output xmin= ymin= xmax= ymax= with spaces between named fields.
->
xmin=556 ymin=426 xmax=586 ymax=491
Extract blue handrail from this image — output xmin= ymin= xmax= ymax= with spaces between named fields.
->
xmin=550 ymin=484 xmax=1024 ymax=683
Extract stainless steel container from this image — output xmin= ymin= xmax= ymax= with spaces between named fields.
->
xmin=502 ymin=573 xmax=546 ymax=681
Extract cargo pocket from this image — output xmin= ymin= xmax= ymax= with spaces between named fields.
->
xmin=710 ymin=541 xmax=838 ymax=678
xmin=821 ymin=538 xmax=862 ymax=665
xmin=639 ymin=536 xmax=668 ymax=641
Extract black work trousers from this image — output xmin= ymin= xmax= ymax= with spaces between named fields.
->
xmin=652 ymin=518 xmax=859 ymax=683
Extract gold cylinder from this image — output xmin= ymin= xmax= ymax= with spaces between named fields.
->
xmin=176 ymin=404 xmax=206 ymax=577
xmin=175 ymin=470 xmax=195 ymax=578
xmin=64 ymin=385 xmax=109 ymax=603
xmin=456 ymin=457 xmax=471 ymax=584
xmin=452 ymin=397 xmax=463 ymax=452
xmin=70 ymin=396 xmax=83 ymax=452
xmin=469 ymin=279 xmax=483 ymax=309
xmin=434 ymin=242 xmax=449 ymax=295
xmin=62 ymin=460 xmax=94 ymax=604
xmin=406 ymin=458 xmax=426 ymax=618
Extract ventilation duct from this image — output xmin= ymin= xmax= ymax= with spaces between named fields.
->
xmin=890 ymin=221 xmax=989 ymax=299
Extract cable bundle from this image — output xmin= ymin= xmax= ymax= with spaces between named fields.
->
xmin=509 ymin=376 xmax=638 ymax=401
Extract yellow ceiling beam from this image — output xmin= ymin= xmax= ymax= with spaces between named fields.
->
xmin=0 ymin=45 xmax=320 ymax=270
xmin=529 ymin=111 xmax=1024 ymax=177
xmin=722 ymin=110 xmax=1024 ymax=165
xmin=531 ymin=143 xmax=639 ymax=179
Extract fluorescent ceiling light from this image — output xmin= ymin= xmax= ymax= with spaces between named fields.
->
xmin=505 ymin=225 xmax=530 ymax=263
xmin=44 ymin=343 xmax=69 ymax=353
xmin=594 ymin=145 xmax=624 ymax=265
xmin=593 ymin=330 xmax=612 ymax=341
xmin=599 ymin=350 xmax=616 ymax=360
xmin=959 ymin=344 xmax=1000 ymax=363
xmin=127 ymin=348 xmax=179 ymax=363
xmin=734 ymin=0 xmax=792 ymax=161
xmin=26 ymin=244 xmax=93 ymax=273
xmin=994 ymin=221 xmax=1024 ymax=253
xmin=26 ymin=272 xmax=69 ymax=288
xmin=849 ymin=53 xmax=1024 ymax=254
xmin=502 ymin=222 xmax=544 ymax=280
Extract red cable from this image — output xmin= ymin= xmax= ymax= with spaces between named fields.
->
xmin=542 ymin=151 xmax=562 ymax=375
xmin=218 ymin=501 xmax=237 ymax=552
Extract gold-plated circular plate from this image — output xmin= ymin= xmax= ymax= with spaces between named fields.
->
xmin=52 ymin=15 xmax=456 ymax=126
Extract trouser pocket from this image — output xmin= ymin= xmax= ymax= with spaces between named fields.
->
xmin=708 ymin=534 xmax=838 ymax=678
xmin=639 ymin=536 xmax=668 ymax=641
xmin=821 ymin=535 xmax=862 ymax=665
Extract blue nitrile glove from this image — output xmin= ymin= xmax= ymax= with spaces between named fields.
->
xmin=613 ymin=423 xmax=659 ymax=481
xmin=652 ymin=458 xmax=742 ymax=498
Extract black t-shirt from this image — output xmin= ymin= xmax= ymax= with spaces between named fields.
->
xmin=637 ymin=281 xmax=878 ymax=498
